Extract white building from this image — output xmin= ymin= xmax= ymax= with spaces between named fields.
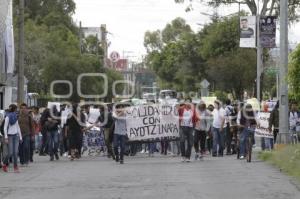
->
xmin=81 ymin=27 xmax=102 ymax=40
xmin=0 ymin=0 xmax=26 ymax=109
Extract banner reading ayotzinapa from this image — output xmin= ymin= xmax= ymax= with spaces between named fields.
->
xmin=125 ymin=104 xmax=180 ymax=141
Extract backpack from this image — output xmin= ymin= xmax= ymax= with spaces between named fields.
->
xmin=0 ymin=119 xmax=5 ymax=136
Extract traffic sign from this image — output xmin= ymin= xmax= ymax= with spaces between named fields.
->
xmin=200 ymin=79 xmax=210 ymax=88
xmin=110 ymin=51 xmax=120 ymax=63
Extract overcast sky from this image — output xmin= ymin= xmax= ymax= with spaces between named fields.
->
xmin=73 ymin=0 xmax=300 ymax=61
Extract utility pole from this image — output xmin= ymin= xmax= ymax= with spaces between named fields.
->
xmin=17 ymin=0 xmax=25 ymax=104
xmin=79 ymin=21 xmax=82 ymax=54
xmin=256 ymin=1 xmax=262 ymax=102
xmin=101 ymin=24 xmax=108 ymax=68
xmin=278 ymin=0 xmax=289 ymax=144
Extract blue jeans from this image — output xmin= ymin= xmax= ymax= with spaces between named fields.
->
xmin=240 ymin=128 xmax=254 ymax=156
xmin=35 ymin=133 xmax=42 ymax=151
xmin=4 ymin=134 xmax=20 ymax=167
xmin=113 ymin=134 xmax=126 ymax=161
xmin=179 ymin=126 xmax=193 ymax=158
xmin=212 ymin=128 xmax=225 ymax=156
xmin=47 ymin=130 xmax=59 ymax=157
xmin=148 ymin=143 xmax=156 ymax=154
xmin=19 ymin=134 xmax=30 ymax=164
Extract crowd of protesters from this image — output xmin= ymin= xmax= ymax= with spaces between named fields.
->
xmin=0 ymin=99 xmax=299 ymax=172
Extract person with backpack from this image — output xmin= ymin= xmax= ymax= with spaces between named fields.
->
xmin=18 ymin=103 xmax=34 ymax=166
xmin=42 ymin=105 xmax=60 ymax=161
xmin=2 ymin=104 xmax=23 ymax=173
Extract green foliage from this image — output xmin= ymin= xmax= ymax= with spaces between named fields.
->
xmin=145 ymin=16 xmax=256 ymax=99
xmin=259 ymin=144 xmax=300 ymax=182
xmin=289 ymin=44 xmax=300 ymax=102
xmin=144 ymin=18 xmax=205 ymax=92
xmin=176 ymin=0 xmax=300 ymax=21
xmin=14 ymin=0 xmax=123 ymax=102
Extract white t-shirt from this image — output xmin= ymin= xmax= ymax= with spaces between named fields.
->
xmin=212 ymin=108 xmax=225 ymax=129
xmin=181 ymin=109 xmax=193 ymax=127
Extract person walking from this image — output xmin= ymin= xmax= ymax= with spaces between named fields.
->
xmin=268 ymin=101 xmax=279 ymax=150
xmin=32 ymin=107 xmax=41 ymax=155
xmin=98 ymin=105 xmax=115 ymax=159
xmin=18 ymin=103 xmax=33 ymax=166
xmin=178 ymin=98 xmax=196 ymax=162
xmin=113 ymin=104 xmax=127 ymax=164
xmin=212 ymin=101 xmax=226 ymax=157
xmin=289 ymin=102 xmax=300 ymax=142
xmin=237 ymin=104 xmax=257 ymax=159
xmin=2 ymin=104 xmax=23 ymax=173
xmin=66 ymin=104 xmax=85 ymax=161
xmin=42 ymin=106 xmax=60 ymax=161
xmin=194 ymin=102 xmax=210 ymax=160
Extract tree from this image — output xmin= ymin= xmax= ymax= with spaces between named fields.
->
xmin=82 ymin=35 xmax=103 ymax=55
xmin=289 ymin=44 xmax=300 ymax=102
xmin=175 ymin=0 xmax=300 ymax=21
xmin=144 ymin=18 xmax=206 ymax=92
xmin=13 ymin=0 xmax=123 ymax=102
xmin=200 ymin=15 xmax=257 ymax=99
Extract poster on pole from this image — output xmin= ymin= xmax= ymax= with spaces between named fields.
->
xmin=125 ymin=104 xmax=180 ymax=141
xmin=255 ymin=112 xmax=273 ymax=138
xmin=260 ymin=16 xmax=277 ymax=48
xmin=240 ymin=16 xmax=256 ymax=48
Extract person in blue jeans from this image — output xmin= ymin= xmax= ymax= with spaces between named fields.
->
xmin=41 ymin=106 xmax=60 ymax=161
xmin=237 ymin=104 xmax=257 ymax=159
xmin=2 ymin=104 xmax=23 ymax=173
xmin=212 ymin=101 xmax=226 ymax=157
xmin=113 ymin=104 xmax=127 ymax=164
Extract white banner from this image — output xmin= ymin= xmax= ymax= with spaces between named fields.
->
xmin=240 ymin=16 xmax=256 ymax=48
xmin=255 ymin=112 xmax=273 ymax=138
xmin=125 ymin=104 xmax=180 ymax=141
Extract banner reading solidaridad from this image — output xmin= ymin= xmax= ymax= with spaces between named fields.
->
xmin=125 ymin=104 xmax=180 ymax=141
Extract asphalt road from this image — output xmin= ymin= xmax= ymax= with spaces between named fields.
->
xmin=0 ymin=153 xmax=299 ymax=199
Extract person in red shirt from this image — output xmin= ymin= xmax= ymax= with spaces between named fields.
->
xmin=178 ymin=98 xmax=196 ymax=162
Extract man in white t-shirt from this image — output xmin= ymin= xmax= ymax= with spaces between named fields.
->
xmin=212 ymin=101 xmax=225 ymax=157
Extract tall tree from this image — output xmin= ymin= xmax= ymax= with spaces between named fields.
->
xmin=175 ymin=0 xmax=300 ymax=21
xmin=144 ymin=18 xmax=206 ymax=92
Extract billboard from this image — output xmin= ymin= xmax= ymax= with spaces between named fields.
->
xmin=260 ymin=16 xmax=277 ymax=48
xmin=240 ymin=16 xmax=256 ymax=48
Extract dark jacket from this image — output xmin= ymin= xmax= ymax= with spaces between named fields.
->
xmin=269 ymin=108 xmax=279 ymax=129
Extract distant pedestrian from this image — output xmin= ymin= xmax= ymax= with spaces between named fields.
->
xmin=194 ymin=102 xmax=210 ymax=160
xmin=43 ymin=106 xmax=60 ymax=161
xmin=98 ymin=105 xmax=115 ymax=159
xmin=268 ymin=101 xmax=279 ymax=150
xmin=18 ymin=103 xmax=33 ymax=165
xmin=113 ymin=104 xmax=127 ymax=164
xmin=237 ymin=104 xmax=257 ymax=159
xmin=2 ymin=104 xmax=22 ymax=173
xmin=212 ymin=101 xmax=225 ymax=157
xmin=66 ymin=104 xmax=85 ymax=161
xmin=178 ymin=98 xmax=196 ymax=162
